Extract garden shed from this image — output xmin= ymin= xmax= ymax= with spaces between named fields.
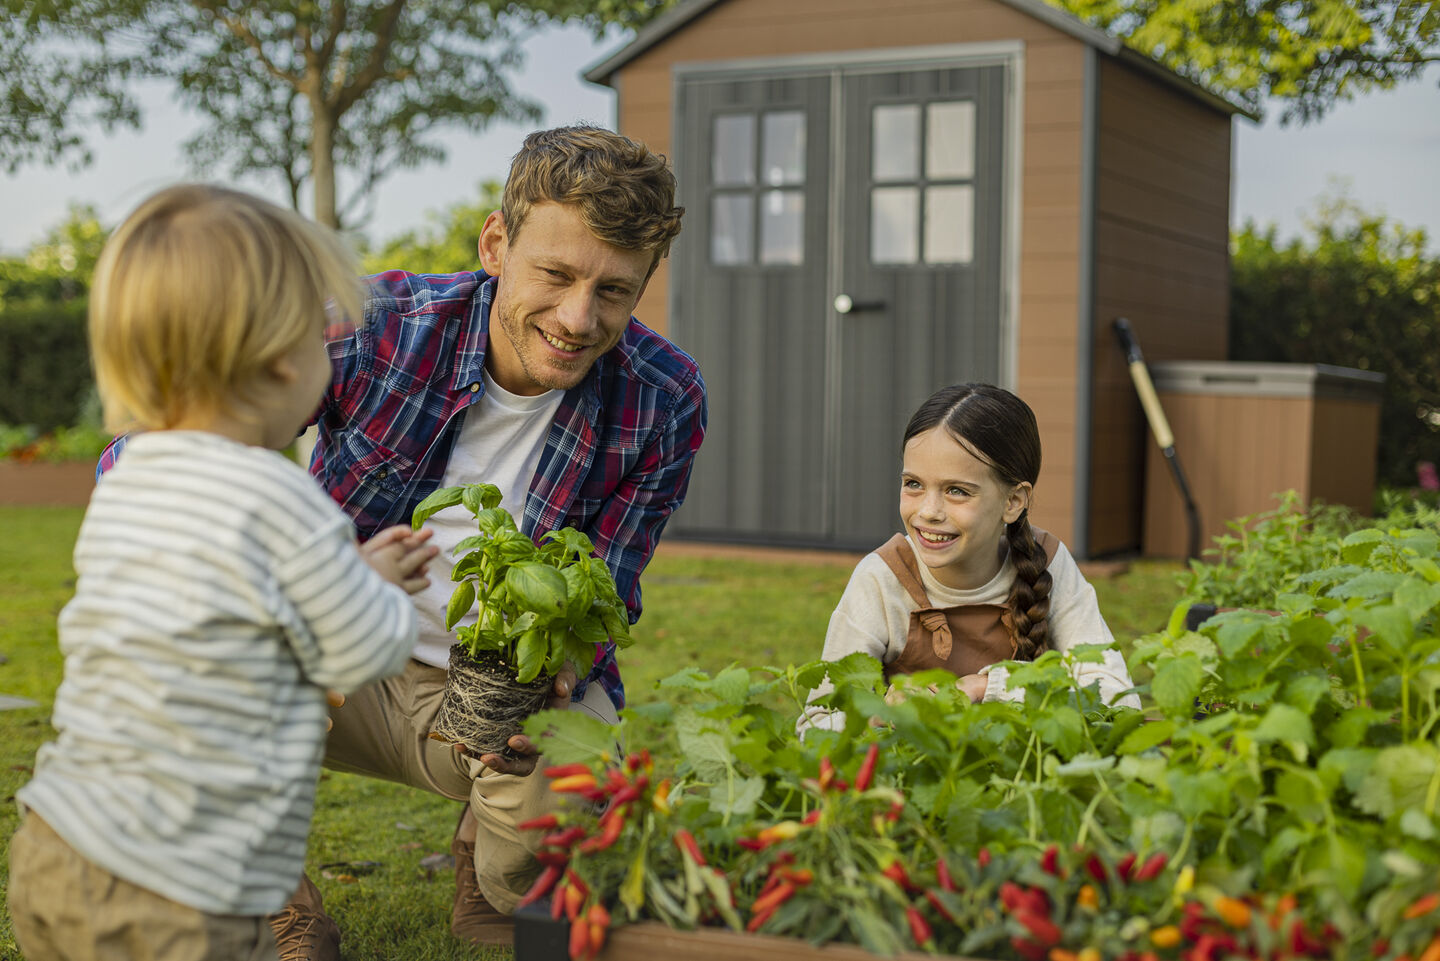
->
xmin=584 ymin=0 xmax=1255 ymax=557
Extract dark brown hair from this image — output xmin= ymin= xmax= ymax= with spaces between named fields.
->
xmin=903 ymin=383 xmax=1053 ymax=659
xmin=501 ymin=125 xmax=684 ymax=274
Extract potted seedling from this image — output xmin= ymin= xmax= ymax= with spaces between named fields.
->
xmin=411 ymin=482 xmax=632 ymax=758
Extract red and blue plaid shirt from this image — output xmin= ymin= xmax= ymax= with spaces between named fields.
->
xmin=100 ymin=270 xmax=707 ymax=708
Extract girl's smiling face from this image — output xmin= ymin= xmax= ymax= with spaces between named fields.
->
xmin=899 ymin=426 xmax=1031 ymax=590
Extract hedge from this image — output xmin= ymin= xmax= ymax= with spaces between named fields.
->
xmin=0 ymin=299 xmax=93 ymax=431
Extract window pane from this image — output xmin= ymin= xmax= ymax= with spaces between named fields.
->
xmin=760 ymin=190 xmax=804 ymax=265
xmin=761 ymin=111 xmax=806 ymax=186
xmin=872 ymin=104 xmax=920 ymax=182
xmin=871 ymin=186 xmax=919 ymax=264
xmin=712 ymin=114 xmax=755 ymax=187
xmin=711 ymin=194 xmax=753 ymax=265
xmin=924 ymin=185 xmax=973 ymax=264
xmin=926 ymin=101 xmax=976 ymax=180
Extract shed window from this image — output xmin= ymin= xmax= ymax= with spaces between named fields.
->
xmin=710 ymin=110 xmax=808 ymax=266
xmin=868 ymin=99 xmax=976 ymax=266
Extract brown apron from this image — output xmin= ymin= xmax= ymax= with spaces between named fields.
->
xmin=876 ymin=529 xmax=1059 ymax=680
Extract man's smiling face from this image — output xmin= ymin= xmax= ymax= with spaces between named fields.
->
xmin=479 ymin=202 xmax=653 ymax=396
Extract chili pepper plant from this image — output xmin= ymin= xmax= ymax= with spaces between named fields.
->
xmin=410 ymin=482 xmax=632 ymax=757
xmin=517 ymin=513 xmax=1440 ymax=960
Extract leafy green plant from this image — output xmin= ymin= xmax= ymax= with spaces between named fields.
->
xmin=410 ymin=482 xmax=632 ymax=684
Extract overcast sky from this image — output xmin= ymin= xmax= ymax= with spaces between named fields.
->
xmin=2 ymin=24 xmax=1437 ymax=256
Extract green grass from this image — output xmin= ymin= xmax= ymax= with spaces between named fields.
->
xmin=0 ymin=507 xmax=1182 ymax=960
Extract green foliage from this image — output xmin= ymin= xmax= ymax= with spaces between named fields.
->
xmin=1055 ymin=0 xmax=1440 ymax=122
xmin=0 ymin=204 xmax=107 ymax=307
xmin=411 ymin=483 xmax=632 ymax=683
xmin=0 ymin=298 xmax=92 ymax=432
xmin=360 ymin=182 xmax=501 ymax=275
xmin=3 ymin=0 xmax=677 ymax=228
xmin=1229 ymin=195 xmax=1440 ymax=489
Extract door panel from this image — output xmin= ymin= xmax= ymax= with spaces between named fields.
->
xmin=672 ymin=73 xmax=832 ymax=541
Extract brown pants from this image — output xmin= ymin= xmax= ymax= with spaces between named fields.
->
xmin=8 ymin=814 xmax=278 ymax=961
xmin=322 ymin=658 xmax=618 ymax=912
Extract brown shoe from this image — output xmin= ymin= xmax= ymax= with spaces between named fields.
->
xmin=451 ymin=808 xmax=516 ymax=946
xmin=269 ymin=873 xmax=342 ymax=961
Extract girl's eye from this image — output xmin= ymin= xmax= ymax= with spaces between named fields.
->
xmin=901 ymin=479 xmax=921 ymax=490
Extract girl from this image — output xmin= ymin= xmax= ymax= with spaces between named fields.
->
xmin=803 ymin=384 xmax=1140 ymax=731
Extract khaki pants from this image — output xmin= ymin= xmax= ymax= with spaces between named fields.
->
xmin=322 ymin=658 xmax=618 ymax=913
xmin=8 ymin=814 xmax=277 ymax=961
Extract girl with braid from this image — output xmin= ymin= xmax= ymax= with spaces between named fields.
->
xmin=801 ymin=384 xmax=1139 ymax=732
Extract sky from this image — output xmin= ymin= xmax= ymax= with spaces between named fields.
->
xmin=2 ymin=24 xmax=1438 ymax=256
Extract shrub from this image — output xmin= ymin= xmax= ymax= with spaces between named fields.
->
xmin=0 ymin=299 xmax=92 ymax=431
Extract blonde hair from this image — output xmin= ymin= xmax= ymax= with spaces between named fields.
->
xmin=501 ymin=125 xmax=684 ymax=272
xmin=89 ymin=184 xmax=362 ymax=432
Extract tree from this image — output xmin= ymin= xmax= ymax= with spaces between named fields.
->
xmin=1229 ymin=194 xmax=1440 ymax=488
xmin=0 ymin=203 xmax=108 ymax=308
xmin=4 ymin=0 xmax=674 ymax=230
xmin=1057 ymin=0 xmax=1439 ymax=122
xmin=360 ymin=181 xmax=501 ymax=275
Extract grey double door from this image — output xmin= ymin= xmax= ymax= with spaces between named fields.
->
xmin=671 ymin=60 xmax=1008 ymax=550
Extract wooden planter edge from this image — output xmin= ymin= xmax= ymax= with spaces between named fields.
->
xmin=514 ymin=905 xmax=988 ymax=961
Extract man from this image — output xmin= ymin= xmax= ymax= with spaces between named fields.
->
xmin=103 ymin=125 xmax=706 ymax=958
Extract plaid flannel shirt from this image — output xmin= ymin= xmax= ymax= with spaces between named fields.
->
xmin=99 ymin=270 xmax=707 ymax=708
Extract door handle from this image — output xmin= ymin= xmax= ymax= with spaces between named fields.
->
xmin=833 ymin=294 xmax=886 ymax=315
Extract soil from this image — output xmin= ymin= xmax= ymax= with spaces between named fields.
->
xmin=430 ymin=645 xmax=553 ymax=758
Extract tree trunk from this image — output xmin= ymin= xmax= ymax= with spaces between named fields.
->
xmin=311 ymin=107 xmax=338 ymax=229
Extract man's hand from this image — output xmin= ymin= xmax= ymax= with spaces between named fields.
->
xmin=360 ymin=526 xmax=438 ymax=594
xmin=957 ymin=673 xmax=989 ymax=702
xmin=456 ymin=663 xmax=578 ymax=776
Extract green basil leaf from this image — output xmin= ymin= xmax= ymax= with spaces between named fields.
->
xmin=514 ymin=628 xmax=546 ymax=683
xmin=445 ymin=580 xmax=475 ymax=631
xmin=410 ymin=485 xmax=465 ymax=528
xmin=505 ymin=561 xmax=568 ymax=615
xmin=461 ymin=483 xmax=502 ymax=515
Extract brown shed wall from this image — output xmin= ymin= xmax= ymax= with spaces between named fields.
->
xmin=1088 ymin=57 xmax=1232 ymax=555
xmin=609 ymin=0 xmax=1091 ymax=546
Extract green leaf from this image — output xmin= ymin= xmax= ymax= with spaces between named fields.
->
xmin=709 ymin=666 xmax=752 ymax=706
xmin=1350 ymin=604 xmax=1415 ymax=653
xmin=708 ymin=774 xmax=764 ymax=818
xmin=411 ymin=484 xmax=465 ymax=528
xmin=1165 ymin=599 xmax=1193 ymax=637
xmin=473 ymin=508 xmax=516 ymax=537
xmin=675 ymin=711 xmax=732 ymax=782
xmin=1032 ymin=704 xmax=1084 ymax=757
xmin=1399 ymin=807 xmax=1438 ymax=841
xmin=1340 ymin=528 xmax=1384 ymax=564
xmin=461 ymin=483 xmax=502 ymax=514
xmin=1117 ymin=719 xmax=1176 ymax=755
xmin=1151 ymin=655 xmax=1204 ymax=716
xmin=824 ymin=652 xmax=885 ymax=693
xmin=521 ymin=708 xmax=617 ymax=764
xmin=1252 ymin=703 xmax=1316 ymax=759
xmin=505 ymin=561 xmax=568 ymax=615
xmin=514 ymin=628 xmax=547 ymax=684
xmin=1329 ymin=571 xmax=1407 ymax=600
xmin=445 ymin=580 xmax=476 ymax=631
xmin=1283 ymin=673 xmax=1331 ymax=715
xmin=1395 ymin=578 xmax=1440 ymax=620
xmin=1353 ymin=744 xmax=1438 ymax=819
xmin=560 ymin=565 xmax=595 ymax=620
xmin=1212 ymin=616 xmax=1267 ymax=659
xmin=600 ymin=600 xmax=632 ymax=647
xmin=619 ymin=845 xmax=647 ymax=919
xmin=1325 ymin=708 xmax=1389 ymax=748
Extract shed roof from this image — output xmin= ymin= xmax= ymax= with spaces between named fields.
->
xmin=582 ymin=0 xmax=1259 ymax=121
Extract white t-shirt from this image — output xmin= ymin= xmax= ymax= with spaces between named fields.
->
xmin=18 ymin=431 xmax=417 ymax=914
xmin=410 ymin=369 xmax=563 ymax=667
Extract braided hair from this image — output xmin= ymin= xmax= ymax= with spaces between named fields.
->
xmin=902 ymin=384 xmax=1053 ymax=660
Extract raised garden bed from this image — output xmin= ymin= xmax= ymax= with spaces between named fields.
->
xmin=0 ymin=460 xmax=95 ymax=506
xmin=514 ymin=906 xmax=951 ymax=961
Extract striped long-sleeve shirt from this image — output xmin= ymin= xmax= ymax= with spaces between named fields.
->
xmin=19 ymin=430 xmax=417 ymax=915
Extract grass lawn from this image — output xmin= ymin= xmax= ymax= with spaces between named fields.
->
xmin=0 ymin=505 xmax=1183 ymax=961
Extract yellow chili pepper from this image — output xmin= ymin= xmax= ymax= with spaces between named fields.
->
xmin=1214 ymin=895 xmax=1252 ymax=929
xmin=1076 ymin=884 xmax=1099 ymax=910
xmin=1150 ymin=925 xmax=1181 ymax=948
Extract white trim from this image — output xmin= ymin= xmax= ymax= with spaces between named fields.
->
xmin=1000 ymin=45 xmax=1024 ymax=397
xmin=671 ymin=40 xmax=1026 ymax=81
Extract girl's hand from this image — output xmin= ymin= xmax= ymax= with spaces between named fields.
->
xmin=957 ymin=673 xmax=989 ymax=702
xmin=360 ymin=526 xmax=438 ymax=595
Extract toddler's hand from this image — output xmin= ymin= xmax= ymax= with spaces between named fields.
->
xmin=360 ymin=526 xmax=438 ymax=595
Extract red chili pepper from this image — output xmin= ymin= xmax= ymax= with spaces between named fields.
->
xmin=1040 ymin=844 xmax=1060 ymax=876
xmin=577 ymin=812 xmax=626 ymax=853
xmin=1011 ymin=936 xmax=1049 ymax=961
xmin=819 ymin=756 xmax=837 ymax=791
xmin=881 ymin=860 xmax=918 ymax=893
xmin=1133 ymin=852 xmax=1168 ymax=881
xmin=606 ymin=784 xmax=643 ymax=809
xmin=551 ymin=882 xmax=566 ymax=920
xmin=936 ymin=858 xmax=955 ymax=892
xmin=544 ymin=763 xmax=592 ymax=779
xmin=803 ymin=809 xmax=822 ymax=825
xmin=736 ymin=837 xmax=768 ymax=851
xmin=1014 ymin=908 xmax=1061 ymax=946
xmin=1116 ymin=852 xmax=1137 ymax=882
xmin=926 ymin=888 xmax=958 ymax=923
xmin=518 ymin=813 xmax=561 ymax=831
xmin=978 ymin=847 xmax=992 ymax=869
xmin=586 ymin=902 xmax=610 ymax=958
xmin=906 ymin=906 xmax=933 ymax=946
xmin=1084 ymin=854 xmax=1107 ymax=884
xmin=535 ymin=850 xmax=570 ymax=867
xmin=673 ymin=828 xmax=706 ymax=866
xmin=885 ymin=799 xmax=904 ymax=822
xmin=568 ymin=913 xmax=590 ymax=960
xmin=625 ymin=748 xmax=651 ymax=773
xmin=776 ymin=866 xmax=814 ymax=885
xmin=746 ymin=903 xmax=779 ymax=933
xmin=1406 ymin=893 xmax=1440 ymax=920
xmin=517 ymin=864 xmax=563 ymax=908
xmin=549 ymin=773 xmax=600 ymax=794
xmin=604 ymin=768 xmax=631 ymax=793
xmin=750 ymin=879 xmax=797 ymax=917
xmin=541 ymin=826 xmax=587 ymax=850
xmin=854 ymin=743 xmax=880 ymax=792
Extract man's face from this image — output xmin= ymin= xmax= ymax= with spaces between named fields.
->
xmin=479 ymin=202 xmax=653 ymax=396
